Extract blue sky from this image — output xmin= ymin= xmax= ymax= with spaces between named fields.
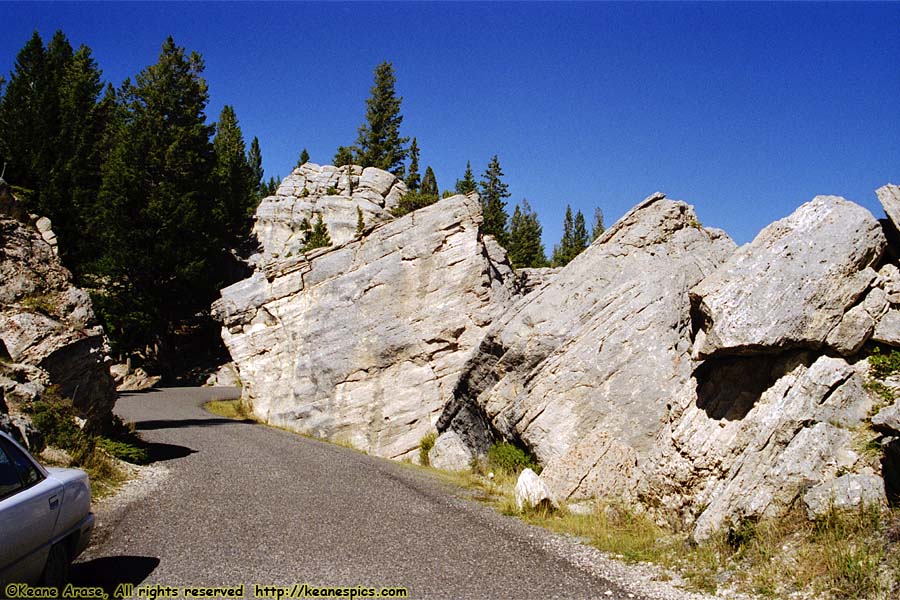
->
xmin=2 ymin=1 xmax=898 ymax=247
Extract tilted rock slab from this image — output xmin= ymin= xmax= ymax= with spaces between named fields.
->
xmin=692 ymin=196 xmax=886 ymax=358
xmin=0 ymin=195 xmax=116 ymax=432
xmin=640 ymin=195 xmax=892 ymax=540
xmin=214 ymin=193 xmax=518 ymax=460
xmin=254 ymin=163 xmax=407 ymax=257
xmin=435 ymin=193 xmax=736 ymax=500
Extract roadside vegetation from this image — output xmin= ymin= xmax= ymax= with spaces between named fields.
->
xmin=29 ymin=387 xmax=148 ymax=498
xmin=424 ymin=438 xmax=900 ymax=599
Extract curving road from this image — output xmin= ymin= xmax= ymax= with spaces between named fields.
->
xmin=71 ymin=387 xmax=649 ymax=600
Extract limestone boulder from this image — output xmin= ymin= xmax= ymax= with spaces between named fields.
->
xmin=877 ymin=184 xmax=900 ymax=234
xmin=214 ymin=192 xmax=518 ymax=460
xmin=437 ymin=193 xmax=736 ymax=501
xmin=0 ymin=186 xmax=116 ymax=432
xmin=691 ymin=196 xmax=886 ymax=358
xmin=254 ymin=163 xmax=407 ymax=257
xmin=515 ymin=468 xmax=557 ymax=510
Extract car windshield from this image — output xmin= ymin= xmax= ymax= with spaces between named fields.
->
xmin=0 ymin=437 xmax=43 ymax=492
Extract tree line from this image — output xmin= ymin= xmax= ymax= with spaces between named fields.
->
xmin=0 ymin=32 xmax=268 ymax=355
xmin=0 ymin=34 xmax=607 ymax=359
xmin=294 ymin=61 xmax=606 ymax=270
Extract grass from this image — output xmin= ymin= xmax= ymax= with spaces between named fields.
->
xmin=418 ymin=447 xmax=900 ymax=599
xmin=204 ymin=398 xmax=255 ymax=420
xmin=20 ymin=293 xmax=59 ymax=316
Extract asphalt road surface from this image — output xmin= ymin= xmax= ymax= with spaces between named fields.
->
xmin=72 ymin=387 xmax=649 ymax=600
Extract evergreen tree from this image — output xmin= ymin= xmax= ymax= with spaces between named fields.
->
xmin=507 ymin=198 xmax=547 ymax=269
xmin=455 ymin=160 xmax=477 ymax=195
xmin=212 ymin=105 xmax=254 ymax=246
xmin=263 ymin=175 xmax=279 ymax=197
xmin=354 ymin=61 xmax=408 ymax=176
xmin=0 ymin=31 xmax=107 ymax=277
xmin=298 ymin=147 xmax=310 ymax=167
xmin=405 ymin=137 xmax=420 ymax=192
xmin=0 ymin=32 xmax=48 ymax=195
xmin=333 ymin=145 xmax=354 ymax=167
xmin=304 ymin=213 xmax=331 ymax=251
xmin=95 ymin=36 xmax=218 ymax=349
xmin=479 ymin=155 xmax=511 ymax=245
xmin=420 ymin=166 xmax=438 ymax=198
xmin=572 ymin=209 xmax=589 ymax=251
xmin=551 ymin=205 xmax=589 ymax=267
xmin=248 ymin=137 xmax=264 ymax=199
xmin=591 ymin=206 xmax=605 ymax=240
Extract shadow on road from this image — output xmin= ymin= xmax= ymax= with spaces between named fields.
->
xmin=70 ymin=555 xmax=160 ymax=595
xmin=143 ymin=441 xmax=198 ymax=462
xmin=135 ymin=418 xmax=254 ymax=431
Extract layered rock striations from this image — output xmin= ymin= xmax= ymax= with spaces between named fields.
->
xmin=0 ymin=182 xmax=116 ymax=438
xmin=214 ymin=180 xmax=518 ymax=460
xmin=433 ymin=194 xmax=736 ymax=499
xmin=218 ymin=163 xmax=900 ymax=539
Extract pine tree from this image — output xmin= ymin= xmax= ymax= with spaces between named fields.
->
xmin=405 ymin=137 xmax=420 ymax=192
xmin=0 ymin=32 xmax=48 ymax=195
xmin=354 ymin=61 xmax=408 ymax=175
xmin=420 ymin=166 xmax=438 ymax=199
xmin=263 ymin=175 xmax=279 ymax=196
xmin=572 ymin=209 xmax=589 ymax=252
xmin=248 ymin=137 xmax=264 ymax=199
xmin=507 ymin=198 xmax=547 ymax=269
xmin=591 ymin=207 xmax=605 ymax=240
xmin=304 ymin=213 xmax=332 ymax=251
xmin=212 ymin=105 xmax=254 ymax=246
xmin=95 ymin=36 xmax=217 ymax=349
xmin=0 ymin=31 xmax=108 ymax=278
xmin=298 ymin=148 xmax=310 ymax=167
xmin=455 ymin=161 xmax=477 ymax=195
xmin=551 ymin=205 xmax=589 ymax=267
xmin=479 ymin=155 xmax=511 ymax=245
xmin=333 ymin=145 xmax=353 ymax=167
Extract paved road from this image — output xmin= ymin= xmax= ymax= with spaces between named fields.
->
xmin=72 ymin=387 xmax=646 ymax=599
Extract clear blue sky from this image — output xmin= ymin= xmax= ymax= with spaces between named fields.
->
xmin=3 ymin=1 xmax=898 ymax=246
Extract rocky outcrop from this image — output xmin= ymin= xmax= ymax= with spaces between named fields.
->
xmin=214 ymin=185 xmax=518 ymax=460
xmin=434 ymin=194 xmax=736 ymax=501
xmin=253 ymin=163 xmax=407 ymax=258
xmin=691 ymin=196 xmax=886 ymax=358
xmin=0 ymin=182 xmax=116 ymax=433
xmin=109 ymin=363 xmax=162 ymax=391
xmin=218 ymin=165 xmax=900 ymax=539
xmin=641 ymin=195 xmax=894 ymax=539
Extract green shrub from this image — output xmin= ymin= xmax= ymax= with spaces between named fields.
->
xmin=96 ymin=437 xmax=149 ymax=464
xmin=868 ymin=346 xmax=900 ymax=380
xmin=326 ymin=186 xmax=339 ymax=195
xmin=30 ymin=389 xmax=86 ymax=452
xmin=419 ymin=431 xmax=437 ymax=466
xmin=391 ymin=192 xmax=438 ymax=217
xmin=21 ymin=293 xmax=58 ymax=316
xmin=487 ymin=441 xmax=541 ymax=475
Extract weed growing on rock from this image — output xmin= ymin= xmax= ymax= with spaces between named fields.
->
xmin=418 ymin=431 xmax=436 ymax=466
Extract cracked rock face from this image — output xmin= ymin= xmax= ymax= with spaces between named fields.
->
xmin=214 ymin=190 xmax=518 ymax=460
xmin=0 ymin=184 xmax=116 ymax=434
xmin=254 ymin=163 xmax=407 ymax=258
xmin=691 ymin=196 xmax=886 ymax=358
xmin=434 ymin=194 xmax=736 ymax=499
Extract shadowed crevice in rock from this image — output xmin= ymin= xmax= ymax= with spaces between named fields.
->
xmin=882 ymin=438 xmax=900 ymax=505
xmin=693 ymin=354 xmax=785 ymax=421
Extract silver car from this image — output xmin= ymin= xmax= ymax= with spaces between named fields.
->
xmin=0 ymin=430 xmax=95 ymax=588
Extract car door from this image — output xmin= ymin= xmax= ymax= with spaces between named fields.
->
xmin=0 ymin=436 xmax=63 ymax=586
